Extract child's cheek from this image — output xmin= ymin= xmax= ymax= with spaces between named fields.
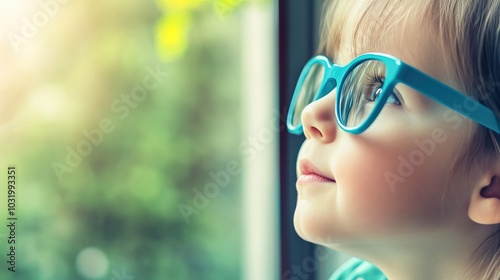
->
xmin=334 ymin=133 xmax=454 ymax=236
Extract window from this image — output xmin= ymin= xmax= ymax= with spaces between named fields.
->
xmin=1 ymin=1 xmax=275 ymax=279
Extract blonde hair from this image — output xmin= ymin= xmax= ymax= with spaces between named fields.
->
xmin=319 ymin=0 xmax=500 ymax=279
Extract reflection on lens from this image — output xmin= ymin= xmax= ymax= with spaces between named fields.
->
xmin=292 ymin=63 xmax=325 ymax=127
xmin=339 ymin=60 xmax=386 ymax=128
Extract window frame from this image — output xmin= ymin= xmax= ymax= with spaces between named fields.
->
xmin=279 ymin=0 xmax=325 ymax=278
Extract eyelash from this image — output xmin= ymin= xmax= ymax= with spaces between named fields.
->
xmin=365 ymin=74 xmax=402 ymax=106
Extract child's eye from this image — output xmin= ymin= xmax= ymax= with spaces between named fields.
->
xmin=366 ymin=87 xmax=402 ymax=105
xmin=364 ymin=75 xmax=401 ymax=106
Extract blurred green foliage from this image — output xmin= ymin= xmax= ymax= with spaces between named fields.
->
xmin=0 ymin=0 xmax=269 ymax=279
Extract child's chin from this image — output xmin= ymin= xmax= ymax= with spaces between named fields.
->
xmin=293 ymin=204 xmax=314 ymax=242
xmin=293 ymin=203 xmax=330 ymax=244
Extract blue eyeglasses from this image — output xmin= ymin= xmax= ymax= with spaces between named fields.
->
xmin=287 ymin=52 xmax=500 ymax=135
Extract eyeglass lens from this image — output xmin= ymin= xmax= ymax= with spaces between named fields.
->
xmin=291 ymin=59 xmax=387 ymax=130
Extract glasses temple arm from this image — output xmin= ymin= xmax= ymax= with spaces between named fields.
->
xmin=399 ymin=64 xmax=500 ymax=134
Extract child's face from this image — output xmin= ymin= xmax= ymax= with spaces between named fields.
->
xmin=294 ymin=9 xmax=480 ymax=249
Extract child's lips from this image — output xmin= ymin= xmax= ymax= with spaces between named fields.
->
xmin=297 ymin=173 xmax=335 ymax=185
xmin=297 ymin=159 xmax=336 ymax=184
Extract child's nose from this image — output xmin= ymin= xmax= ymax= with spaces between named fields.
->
xmin=301 ymin=91 xmax=337 ymax=142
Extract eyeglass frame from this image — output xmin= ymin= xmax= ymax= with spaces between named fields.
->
xmin=287 ymin=52 xmax=500 ymax=135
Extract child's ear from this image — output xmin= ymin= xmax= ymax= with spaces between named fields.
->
xmin=468 ymin=172 xmax=500 ymax=225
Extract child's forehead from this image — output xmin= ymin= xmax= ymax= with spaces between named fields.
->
xmin=327 ymin=0 xmax=450 ymax=83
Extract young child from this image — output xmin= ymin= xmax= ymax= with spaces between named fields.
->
xmin=286 ymin=0 xmax=500 ymax=279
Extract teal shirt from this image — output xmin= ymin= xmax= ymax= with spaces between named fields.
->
xmin=329 ymin=258 xmax=387 ymax=280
